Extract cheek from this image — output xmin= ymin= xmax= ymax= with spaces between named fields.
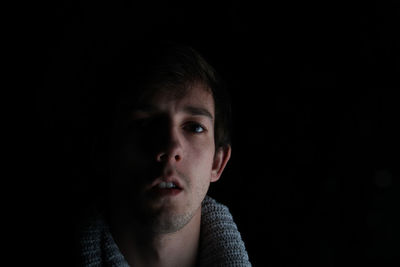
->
xmin=118 ymin=139 xmax=140 ymax=164
xmin=184 ymin=140 xmax=215 ymax=173
xmin=116 ymin=136 xmax=152 ymax=174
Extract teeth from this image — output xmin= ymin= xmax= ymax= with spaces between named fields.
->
xmin=167 ymin=182 xmax=176 ymax=188
xmin=158 ymin=182 xmax=176 ymax=189
xmin=158 ymin=182 xmax=167 ymax=189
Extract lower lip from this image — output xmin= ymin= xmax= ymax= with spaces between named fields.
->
xmin=150 ymin=187 xmax=182 ymax=197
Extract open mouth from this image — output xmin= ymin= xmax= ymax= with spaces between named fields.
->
xmin=157 ymin=181 xmax=180 ymax=189
xmin=150 ymin=181 xmax=183 ymax=197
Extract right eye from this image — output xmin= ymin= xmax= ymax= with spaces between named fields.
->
xmin=128 ymin=118 xmax=153 ymax=130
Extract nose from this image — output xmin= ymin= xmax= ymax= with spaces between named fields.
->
xmin=157 ymin=152 xmax=181 ymax=162
xmin=156 ymin=128 xmax=183 ymax=163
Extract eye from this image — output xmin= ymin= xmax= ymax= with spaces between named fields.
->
xmin=127 ymin=118 xmax=157 ymax=132
xmin=184 ymin=122 xmax=207 ymax=134
xmin=130 ymin=118 xmax=150 ymax=128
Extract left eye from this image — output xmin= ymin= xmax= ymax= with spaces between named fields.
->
xmin=184 ymin=123 xmax=206 ymax=133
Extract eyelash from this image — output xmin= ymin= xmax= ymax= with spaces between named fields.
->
xmin=183 ymin=122 xmax=207 ymax=134
xmin=129 ymin=118 xmax=207 ymax=135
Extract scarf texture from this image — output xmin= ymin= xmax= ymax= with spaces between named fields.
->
xmin=80 ymin=196 xmax=251 ymax=266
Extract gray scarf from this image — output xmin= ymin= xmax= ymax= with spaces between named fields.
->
xmin=80 ymin=196 xmax=251 ymax=266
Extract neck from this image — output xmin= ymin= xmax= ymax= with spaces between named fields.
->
xmin=108 ymin=207 xmax=201 ymax=267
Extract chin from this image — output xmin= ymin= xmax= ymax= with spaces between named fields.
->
xmin=151 ymin=205 xmax=198 ymax=234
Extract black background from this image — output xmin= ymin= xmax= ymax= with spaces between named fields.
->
xmin=29 ymin=0 xmax=399 ymax=266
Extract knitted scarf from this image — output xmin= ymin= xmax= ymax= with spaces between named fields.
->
xmin=80 ymin=196 xmax=251 ymax=266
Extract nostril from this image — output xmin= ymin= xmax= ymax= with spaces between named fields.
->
xmin=156 ymin=152 xmax=181 ymax=162
xmin=157 ymin=153 xmax=167 ymax=162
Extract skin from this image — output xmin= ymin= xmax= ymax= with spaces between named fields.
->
xmin=107 ymin=83 xmax=231 ymax=267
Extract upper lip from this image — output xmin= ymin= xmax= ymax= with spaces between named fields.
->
xmin=147 ymin=173 xmax=183 ymax=190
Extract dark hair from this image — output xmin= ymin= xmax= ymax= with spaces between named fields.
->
xmin=83 ymin=40 xmax=233 ymax=214
xmin=100 ymin=40 xmax=232 ymax=150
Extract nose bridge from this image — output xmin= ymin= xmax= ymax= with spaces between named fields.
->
xmin=157 ymin=119 xmax=183 ymax=162
xmin=166 ymin=122 xmax=181 ymax=150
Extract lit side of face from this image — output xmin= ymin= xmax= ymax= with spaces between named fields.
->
xmin=109 ymin=84 xmax=231 ymax=233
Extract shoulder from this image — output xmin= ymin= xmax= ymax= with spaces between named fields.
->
xmin=200 ymin=195 xmax=240 ymax=240
xmin=202 ymin=195 xmax=230 ymax=214
xmin=199 ymin=195 xmax=252 ymax=267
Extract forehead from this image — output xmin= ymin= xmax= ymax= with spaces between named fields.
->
xmin=136 ymin=83 xmax=215 ymax=114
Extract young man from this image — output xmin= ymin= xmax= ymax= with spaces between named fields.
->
xmin=79 ymin=41 xmax=251 ymax=267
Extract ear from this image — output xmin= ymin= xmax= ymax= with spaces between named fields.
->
xmin=211 ymin=145 xmax=232 ymax=182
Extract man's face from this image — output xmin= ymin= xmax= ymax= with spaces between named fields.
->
xmin=110 ymin=84 xmax=228 ymax=233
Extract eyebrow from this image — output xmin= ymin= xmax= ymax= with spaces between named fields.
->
xmin=132 ymin=105 xmax=214 ymax=122
xmin=183 ymin=106 xmax=214 ymax=122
